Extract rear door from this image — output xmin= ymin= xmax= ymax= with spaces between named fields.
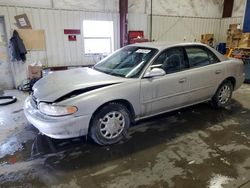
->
xmin=183 ymin=45 xmax=225 ymax=104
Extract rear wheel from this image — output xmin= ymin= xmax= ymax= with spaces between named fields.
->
xmin=212 ymin=80 xmax=233 ymax=108
xmin=89 ymin=102 xmax=131 ymax=145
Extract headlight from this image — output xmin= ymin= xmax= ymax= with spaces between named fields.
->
xmin=38 ymin=103 xmax=77 ymax=116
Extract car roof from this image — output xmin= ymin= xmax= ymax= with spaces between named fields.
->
xmin=129 ymin=41 xmax=208 ymax=51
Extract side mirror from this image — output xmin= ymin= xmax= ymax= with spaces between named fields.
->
xmin=144 ymin=68 xmax=166 ymax=78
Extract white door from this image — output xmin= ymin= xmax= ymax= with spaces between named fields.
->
xmin=0 ymin=17 xmax=13 ymax=89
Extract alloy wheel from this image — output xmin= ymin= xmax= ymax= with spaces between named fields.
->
xmin=218 ymin=85 xmax=231 ymax=104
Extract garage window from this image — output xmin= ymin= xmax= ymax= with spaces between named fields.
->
xmin=83 ymin=20 xmax=114 ymax=55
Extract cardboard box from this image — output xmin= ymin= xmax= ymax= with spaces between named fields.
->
xmin=226 ymin=41 xmax=231 ymax=48
xmin=226 ymin=36 xmax=233 ymax=48
xmin=201 ymin=34 xmax=214 ymax=45
xmin=241 ymin=33 xmax=250 ymax=40
xmin=239 ymin=39 xmax=250 ymax=48
xmin=232 ymin=31 xmax=242 ymax=39
xmin=201 ymin=39 xmax=214 ymax=45
xmin=228 ymin=24 xmax=242 ymax=38
xmin=201 ymin=34 xmax=214 ymax=40
xmin=231 ymin=39 xmax=239 ymax=48
xmin=28 ymin=65 xmax=42 ymax=79
xmin=228 ymin=29 xmax=242 ymax=35
xmin=226 ymin=24 xmax=243 ymax=48
xmin=238 ymin=33 xmax=250 ymax=48
xmin=229 ymin=24 xmax=240 ymax=31
xmin=226 ymin=36 xmax=240 ymax=48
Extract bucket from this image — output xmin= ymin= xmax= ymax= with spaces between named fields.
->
xmin=243 ymin=58 xmax=250 ymax=83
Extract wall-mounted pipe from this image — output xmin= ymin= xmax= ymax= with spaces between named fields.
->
xmin=51 ymin=0 xmax=54 ymax=8
xmin=149 ymin=0 xmax=153 ymax=41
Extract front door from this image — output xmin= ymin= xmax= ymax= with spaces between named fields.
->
xmin=140 ymin=47 xmax=189 ymax=117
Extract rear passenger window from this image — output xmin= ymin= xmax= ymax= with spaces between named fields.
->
xmin=185 ymin=47 xmax=220 ymax=68
xmin=207 ymin=50 xmax=220 ymax=64
xmin=185 ymin=47 xmax=210 ymax=68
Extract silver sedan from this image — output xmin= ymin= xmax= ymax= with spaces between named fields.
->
xmin=24 ymin=42 xmax=245 ymax=145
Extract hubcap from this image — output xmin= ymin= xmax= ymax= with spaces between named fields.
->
xmin=218 ymin=85 xmax=231 ymax=104
xmin=99 ymin=111 xmax=125 ymax=139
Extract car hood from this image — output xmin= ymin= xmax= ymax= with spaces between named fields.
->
xmin=33 ymin=67 xmax=127 ymax=102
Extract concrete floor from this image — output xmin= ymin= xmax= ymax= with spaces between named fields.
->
xmin=1 ymin=85 xmax=250 ymax=188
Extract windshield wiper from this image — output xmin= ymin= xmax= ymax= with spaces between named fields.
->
xmin=109 ymin=72 xmax=125 ymax=77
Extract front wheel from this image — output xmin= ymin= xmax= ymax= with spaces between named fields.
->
xmin=212 ymin=80 xmax=233 ymax=108
xmin=89 ymin=102 xmax=131 ymax=145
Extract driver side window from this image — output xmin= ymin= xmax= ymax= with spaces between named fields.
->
xmin=152 ymin=48 xmax=186 ymax=74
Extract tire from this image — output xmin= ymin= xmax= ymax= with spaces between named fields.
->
xmin=0 ymin=96 xmax=17 ymax=106
xmin=212 ymin=80 xmax=233 ymax=108
xmin=89 ymin=102 xmax=131 ymax=145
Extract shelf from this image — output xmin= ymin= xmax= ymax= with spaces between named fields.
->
xmin=226 ymin=47 xmax=250 ymax=50
xmin=235 ymin=47 xmax=250 ymax=50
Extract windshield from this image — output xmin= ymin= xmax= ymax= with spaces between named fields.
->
xmin=93 ymin=46 xmax=158 ymax=78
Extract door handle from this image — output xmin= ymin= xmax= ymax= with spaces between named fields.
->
xmin=179 ymin=78 xmax=187 ymax=83
xmin=215 ymin=70 xmax=221 ymax=74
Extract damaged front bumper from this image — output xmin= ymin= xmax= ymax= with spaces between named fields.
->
xmin=24 ymin=96 xmax=91 ymax=139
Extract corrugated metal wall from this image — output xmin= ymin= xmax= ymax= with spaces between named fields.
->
xmin=149 ymin=15 xmax=243 ymax=44
xmin=0 ymin=5 xmax=120 ymax=67
xmin=128 ymin=13 xmax=148 ymax=37
xmin=151 ymin=15 xmax=221 ymax=43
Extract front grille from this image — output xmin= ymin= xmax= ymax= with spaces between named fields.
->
xmin=31 ymin=94 xmax=38 ymax=109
